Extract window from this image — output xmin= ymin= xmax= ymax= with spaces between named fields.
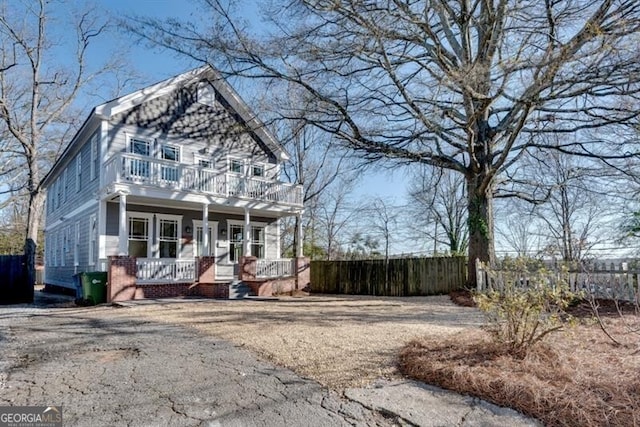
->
xmin=198 ymin=158 xmax=213 ymax=169
xmin=74 ymin=222 xmax=80 ymax=266
xmin=52 ymin=233 xmax=56 ymax=267
xmin=251 ymin=226 xmax=265 ymax=258
xmin=229 ymin=224 xmax=243 ymax=262
xmin=252 ymin=165 xmax=264 ymax=178
xmin=230 ymin=159 xmax=243 ymax=174
xmin=90 ymin=134 xmax=98 ymax=181
xmin=128 ymin=138 xmax=151 ymax=179
xmin=75 ymin=155 xmax=81 ymax=192
xmin=160 ymin=144 xmax=180 ymax=162
xmin=130 ymin=138 xmax=151 ymax=156
xmin=59 ymin=231 xmax=64 ymax=267
xmin=63 ymin=168 xmax=68 ymax=201
xmin=157 ymin=217 xmax=179 ymax=258
xmin=57 ymin=178 xmax=62 ymax=208
xmin=88 ymin=214 xmax=97 ymax=266
xmin=160 ymin=144 xmax=180 ymax=183
xmin=128 ymin=216 xmax=149 ymax=258
xmin=228 ymin=223 xmax=266 ymax=262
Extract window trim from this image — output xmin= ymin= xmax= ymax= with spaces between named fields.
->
xmin=228 ymin=157 xmax=245 ymax=175
xmin=192 ymin=220 xmax=218 ymax=258
xmin=88 ymin=214 xmax=97 ymax=266
xmin=127 ymin=212 xmax=153 ymax=259
xmin=251 ymin=163 xmax=265 ymax=178
xmin=155 ymin=213 xmax=183 ymax=259
xmin=159 ymin=143 xmax=181 ymax=163
xmin=226 ymin=220 xmax=267 ymax=263
xmin=75 ymin=154 xmax=82 ymax=192
xmin=74 ymin=222 xmax=80 ymax=267
xmin=194 ymin=155 xmax=215 ymax=170
xmin=90 ymin=134 xmax=98 ymax=181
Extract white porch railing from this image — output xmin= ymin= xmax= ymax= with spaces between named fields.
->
xmin=136 ymin=258 xmax=196 ymax=283
xmin=104 ymin=153 xmax=303 ymax=206
xmin=256 ymin=258 xmax=296 ymax=278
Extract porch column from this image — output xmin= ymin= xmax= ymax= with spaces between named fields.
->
xmin=118 ymin=191 xmax=129 ymax=255
xmin=202 ymin=202 xmax=209 ymax=256
xmin=243 ymin=207 xmax=251 ymax=256
xmin=296 ymin=211 xmax=304 ymax=257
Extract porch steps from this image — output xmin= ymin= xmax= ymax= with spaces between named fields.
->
xmin=228 ymin=280 xmax=254 ymax=299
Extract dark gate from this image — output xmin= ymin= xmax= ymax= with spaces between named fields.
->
xmin=0 ymin=255 xmax=31 ymax=304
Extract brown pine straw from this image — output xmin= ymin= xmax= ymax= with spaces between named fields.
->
xmin=399 ymin=324 xmax=640 ymax=427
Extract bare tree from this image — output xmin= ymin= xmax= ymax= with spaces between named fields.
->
xmin=317 ymin=184 xmax=359 ymax=260
xmin=0 ymin=1 xmax=124 ymax=287
xmin=496 ymin=211 xmax=541 ymax=258
xmin=407 ymin=167 xmax=468 ymax=255
xmin=131 ymin=1 xmax=640 ymax=284
xmin=367 ymin=197 xmax=400 ymax=262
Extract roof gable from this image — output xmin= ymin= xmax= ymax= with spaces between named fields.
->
xmin=96 ymin=66 xmax=289 ymax=161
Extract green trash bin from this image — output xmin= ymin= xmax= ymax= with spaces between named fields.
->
xmin=81 ymin=272 xmax=108 ymax=305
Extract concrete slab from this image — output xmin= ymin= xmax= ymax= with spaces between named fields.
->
xmin=345 ymin=380 xmax=541 ymax=427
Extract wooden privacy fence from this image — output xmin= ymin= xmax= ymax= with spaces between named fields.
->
xmin=0 ymin=254 xmax=31 ymax=304
xmin=311 ymin=256 xmax=467 ymax=296
xmin=476 ymin=259 xmax=640 ymax=302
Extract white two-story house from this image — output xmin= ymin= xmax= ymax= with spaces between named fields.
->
xmin=42 ymin=66 xmax=305 ymax=299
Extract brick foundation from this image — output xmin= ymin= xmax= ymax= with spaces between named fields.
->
xmin=245 ymin=277 xmax=297 ymax=296
xmin=197 ymin=256 xmax=216 ymax=283
xmin=108 ymin=256 xmax=138 ymax=302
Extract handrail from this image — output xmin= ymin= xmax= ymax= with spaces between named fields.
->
xmin=106 ymin=152 xmax=303 ymax=206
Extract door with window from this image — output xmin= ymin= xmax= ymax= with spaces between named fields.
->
xmin=228 ymin=223 xmax=265 ymax=263
xmin=128 ymin=138 xmax=151 ymax=181
xmin=193 ymin=221 xmax=217 ymax=257
xmin=159 ymin=144 xmax=180 ymax=185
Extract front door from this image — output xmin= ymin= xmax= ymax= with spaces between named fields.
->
xmin=194 ymin=224 xmax=216 ymax=257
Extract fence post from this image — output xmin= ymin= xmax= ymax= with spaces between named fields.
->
xmin=475 ymin=258 xmax=484 ymax=292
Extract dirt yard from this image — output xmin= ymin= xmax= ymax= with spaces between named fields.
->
xmin=114 ymin=295 xmax=484 ymax=390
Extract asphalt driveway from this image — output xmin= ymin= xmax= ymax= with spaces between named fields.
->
xmin=0 ymin=304 xmax=390 ymax=426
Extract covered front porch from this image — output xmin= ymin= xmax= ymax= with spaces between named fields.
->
xmin=105 ymin=255 xmax=310 ymax=301
xmin=99 ymin=190 xmax=308 ymax=301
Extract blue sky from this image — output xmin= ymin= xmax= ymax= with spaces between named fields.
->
xmin=86 ymin=0 xmax=419 ymax=252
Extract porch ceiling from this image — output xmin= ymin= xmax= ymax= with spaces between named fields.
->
xmin=105 ymin=193 xmax=299 ymax=218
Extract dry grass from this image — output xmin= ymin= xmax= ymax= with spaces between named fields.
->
xmin=400 ymin=294 xmax=640 ymax=426
xmin=116 ymin=294 xmax=484 ymax=389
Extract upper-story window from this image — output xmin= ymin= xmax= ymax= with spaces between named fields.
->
xmin=130 ymin=138 xmax=151 ymax=156
xmin=160 ymin=144 xmax=180 ymax=162
xmin=199 ymin=159 xmax=212 ymax=169
xmin=128 ymin=138 xmax=151 ymax=180
xmin=252 ymin=165 xmax=264 ymax=178
xmin=75 ymin=154 xmax=82 ymax=192
xmin=159 ymin=144 xmax=180 ymax=183
xmin=230 ymin=159 xmax=243 ymax=174
xmin=90 ymin=134 xmax=98 ymax=181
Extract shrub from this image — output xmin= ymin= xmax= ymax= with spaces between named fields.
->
xmin=474 ymin=257 xmax=578 ymax=358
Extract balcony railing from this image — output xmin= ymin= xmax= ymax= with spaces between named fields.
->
xmin=104 ymin=153 xmax=303 ymax=206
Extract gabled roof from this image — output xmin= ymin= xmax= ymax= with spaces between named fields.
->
xmin=95 ymin=65 xmax=289 ymax=161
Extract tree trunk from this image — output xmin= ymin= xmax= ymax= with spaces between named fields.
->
xmin=23 ymin=189 xmax=45 ymax=302
xmin=466 ymin=175 xmax=495 ymax=287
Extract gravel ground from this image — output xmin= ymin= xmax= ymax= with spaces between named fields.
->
xmin=116 ymin=294 xmax=485 ymax=390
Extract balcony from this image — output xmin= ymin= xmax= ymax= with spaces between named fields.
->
xmin=104 ymin=153 xmax=303 ymax=207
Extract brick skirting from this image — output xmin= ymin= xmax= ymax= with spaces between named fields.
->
xmin=133 ymin=283 xmax=229 ymax=299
